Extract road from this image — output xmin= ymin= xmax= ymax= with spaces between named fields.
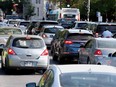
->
xmin=0 ymin=54 xmax=58 ymax=87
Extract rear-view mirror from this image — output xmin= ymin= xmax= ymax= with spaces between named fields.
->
xmin=26 ymin=82 xmax=36 ymax=87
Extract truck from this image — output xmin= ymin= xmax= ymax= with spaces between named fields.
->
xmin=47 ymin=8 xmax=80 ymax=21
xmin=59 ymin=8 xmax=80 ymax=21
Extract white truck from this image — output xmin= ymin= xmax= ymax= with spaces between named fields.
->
xmin=59 ymin=8 xmax=80 ymax=21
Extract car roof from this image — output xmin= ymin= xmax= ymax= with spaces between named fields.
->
xmin=43 ymin=25 xmax=64 ymax=28
xmin=10 ymin=35 xmax=43 ymax=39
xmin=95 ymin=38 xmax=116 ymax=41
xmin=50 ymin=64 xmax=116 ymax=74
xmin=67 ymin=29 xmax=93 ymax=34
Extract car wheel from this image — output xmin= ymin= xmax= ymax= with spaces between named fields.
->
xmin=52 ymin=51 xmax=58 ymax=61
xmin=58 ymin=53 xmax=65 ymax=64
xmin=87 ymin=57 xmax=91 ymax=64
xmin=1 ymin=59 xmax=5 ymax=70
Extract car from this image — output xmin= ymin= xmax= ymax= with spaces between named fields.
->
xmin=57 ymin=18 xmax=77 ymax=29
xmin=78 ymin=38 xmax=116 ymax=65
xmin=93 ymin=22 xmax=116 ymax=37
xmin=32 ymin=20 xmax=59 ymax=35
xmin=1 ymin=35 xmax=50 ymax=73
xmin=0 ymin=27 xmax=24 ymax=55
xmin=26 ymin=64 xmax=116 ymax=87
xmin=38 ymin=25 xmax=64 ymax=48
xmin=51 ymin=29 xmax=94 ymax=63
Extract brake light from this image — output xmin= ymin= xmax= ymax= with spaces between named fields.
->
xmin=8 ymin=48 xmax=16 ymax=55
xmin=42 ymin=34 xmax=47 ymax=38
xmin=64 ymin=40 xmax=73 ymax=44
xmin=41 ymin=49 xmax=49 ymax=56
xmin=94 ymin=50 xmax=102 ymax=55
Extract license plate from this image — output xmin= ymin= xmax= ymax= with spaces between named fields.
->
xmin=24 ymin=61 xmax=33 ymax=66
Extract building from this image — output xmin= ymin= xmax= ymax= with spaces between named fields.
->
xmin=23 ymin=0 xmax=45 ymax=20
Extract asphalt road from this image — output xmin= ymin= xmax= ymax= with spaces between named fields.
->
xmin=0 ymin=54 xmax=58 ymax=87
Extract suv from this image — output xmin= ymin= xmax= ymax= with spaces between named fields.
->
xmin=51 ymin=29 xmax=94 ymax=64
xmin=93 ymin=22 xmax=116 ymax=37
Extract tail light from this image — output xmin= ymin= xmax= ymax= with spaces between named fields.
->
xmin=42 ymin=34 xmax=47 ymax=38
xmin=41 ymin=49 xmax=49 ymax=56
xmin=8 ymin=48 xmax=16 ymax=55
xmin=64 ymin=40 xmax=73 ymax=44
xmin=94 ymin=49 xmax=102 ymax=55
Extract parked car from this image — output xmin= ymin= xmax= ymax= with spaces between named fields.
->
xmin=0 ymin=27 xmax=24 ymax=55
xmin=26 ymin=64 xmax=116 ymax=87
xmin=1 ymin=35 xmax=49 ymax=73
xmin=51 ymin=29 xmax=94 ymax=63
xmin=78 ymin=38 xmax=116 ymax=65
xmin=39 ymin=25 xmax=64 ymax=48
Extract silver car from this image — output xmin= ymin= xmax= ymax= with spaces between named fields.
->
xmin=39 ymin=25 xmax=64 ymax=47
xmin=26 ymin=64 xmax=116 ymax=87
xmin=1 ymin=35 xmax=49 ymax=72
xmin=78 ymin=38 xmax=116 ymax=65
xmin=0 ymin=27 xmax=24 ymax=55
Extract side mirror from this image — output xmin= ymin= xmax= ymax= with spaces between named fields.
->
xmin=26 ymin=82 xmax=37 ymax=87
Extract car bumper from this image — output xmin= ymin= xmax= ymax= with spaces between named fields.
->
xmin=6 ymin=55 xmax=50 ymax=70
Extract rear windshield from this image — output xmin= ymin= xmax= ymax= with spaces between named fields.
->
xmin=64 ymin=14 xmax=76 ymax=18
xmin=67 ymin=34 xmax=94 ymax=40
xmin=60 ymin=73 xmax=116 ymax=87
xmin=13 ymin=38 xmax=44 ymax=48
xmin=0 ymin=28 xmax=22 ymax=35
xmin=98 ymin=40 xmax=116 ymax=48
xmin=39 ymin=22 xmax=58 ymax=28
xmin=20 ymin=22 xmax=30 ymax=27
xmin=96 ymin=25 xmax=116 ymax=34
xmin=44 ymin=27 xmax=63 ymax=33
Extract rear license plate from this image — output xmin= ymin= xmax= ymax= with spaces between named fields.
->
xmin=24 ymin=61 xmax=33 ymax=66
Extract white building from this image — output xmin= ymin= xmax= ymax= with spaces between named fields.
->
xmin=30 ymin=0 xmax=45 ymax=20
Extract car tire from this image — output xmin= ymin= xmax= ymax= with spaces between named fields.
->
xmin=58 ymin=53 xmax=65 ymax=64
xmin=87 ymin=57 xmax=91 ymax=64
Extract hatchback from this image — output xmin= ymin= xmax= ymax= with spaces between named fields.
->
xmin=26 ymin=64 xmax=116 ymax=87
xmin=39 ymin=25 xmax=64 ymax=48
xmin=1 ymin=35 xmax=49 ymax=72
xmin=78 ymin=38 xmax=116 ymax=65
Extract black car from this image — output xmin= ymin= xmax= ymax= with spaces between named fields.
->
xmin=51 ymin=29 xmax=94 ymax=64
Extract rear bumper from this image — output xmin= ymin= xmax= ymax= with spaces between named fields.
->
xmin=5 ymin=55 xmax=50 ymax=70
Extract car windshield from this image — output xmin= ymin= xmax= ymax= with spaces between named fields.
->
xmin=98 ymin=40 xmax=116 ymax=48
xmin=67 ymin=34 xmax=94 ymax=40
xmin=96 ymin=25 xmax=116 ymax=34
xmin=60 ymin=72 xmax=116 ymax=87
xmin=0 ymin=28 xmax=22 ymax=35
xmin=44 ymin=27 xmax=63 ymax=33
xmin=13 ymin=38 xmax=44 ymax=48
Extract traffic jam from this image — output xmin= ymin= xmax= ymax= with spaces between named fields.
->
xmin=0 ymin=1 xmax=116 ymax=87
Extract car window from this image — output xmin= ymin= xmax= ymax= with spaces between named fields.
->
xmin=12 ymin=38 xmax=44 ymax=48
xmin=98 ymin=40 xmax=116 ymax=48
xmin=60 ymin=73 xmax=116 ymax=87
xmin=44 ymin=27 xmax=63 ymax=33
xmin=96 ymin=25 xmax=116 ymax=34
xmin=38 ymin=70 xmax=50 ymax=87
xmin=67 ymin=34 xmax=94 ymax=40
xmin=0 ymin=28 xmax=22 ymax=35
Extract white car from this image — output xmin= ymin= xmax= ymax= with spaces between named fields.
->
xmin=39 ymin=25 xmax=64 ymax=48
xmin=26 ymin=64 xmax=116 ymax=87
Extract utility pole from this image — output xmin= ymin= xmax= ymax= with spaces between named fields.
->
xmin=87 ymin=0 xmax=90 ymax=21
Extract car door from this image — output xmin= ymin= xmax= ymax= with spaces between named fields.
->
xmin=79 ymin=40 xmax=93 ymax=64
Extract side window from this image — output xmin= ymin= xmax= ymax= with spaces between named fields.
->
xmin=6 ymin=36 xmax=12 ymax=47
xmin=44 ymin=70 xmax=54 ymax=87
xmin=38 ymin=70 xmax=50 ymax=87
xmin=85 ymin=40 xmax=93 ymax=48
